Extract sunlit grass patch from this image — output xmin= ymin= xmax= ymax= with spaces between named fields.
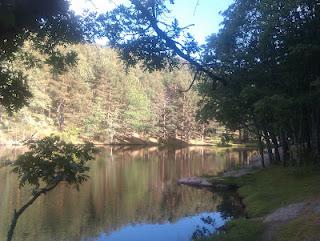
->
xmin=237 ymin=166 xmax=320 ymax=217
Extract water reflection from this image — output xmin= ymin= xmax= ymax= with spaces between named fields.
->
xmin=0 ymin=146 xmax=258 ymax=241
xmin=90 ymin=212 xmax=225 ymax=241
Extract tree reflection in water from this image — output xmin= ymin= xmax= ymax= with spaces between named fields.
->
xmin=0 ymin=146 xmax=258 ymax=241
xmin=191 ymin=189 xmax=246 ymax=240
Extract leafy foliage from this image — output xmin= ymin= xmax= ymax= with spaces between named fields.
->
xmin=0 ymin=68 xmax=32 ymax=112
xmin=0 ymin=0 xmax=92 ymax=112
xmin=97 ymin=0 xmax=221 ymax=83
xmin=197 ymin=0 xmax=320 ymax=163
xmin=12 ymin=135 xmax=96 ymax=189
xmin=97 ymin=0 xmax=185 ymax=70
xmin=7 ymin=135 xmax=96 ymax=241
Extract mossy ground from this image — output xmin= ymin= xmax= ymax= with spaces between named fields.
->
xmin=237 ymin=166 xmax=320 ymax=217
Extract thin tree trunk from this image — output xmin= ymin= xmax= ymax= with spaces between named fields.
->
xmin=7 ymin=183 xmax=59 ymax=241
xmin=258 ymin=133 xmax=265 ymax=168
xmin=280 ymin=130 xmax=289 ymax=167
xmin=271 ymin=132 xmax=281 ymax=163
xmin=311 ymin=110 xmax=320 ymax=162
xmin=263 ymin=131 xmax=274 ymax=164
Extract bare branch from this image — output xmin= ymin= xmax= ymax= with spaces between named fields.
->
xmin=178 ymin=24 xmax=195 ymax=31
xmin=180 ymin=71 xmax=199 ymax=92
xmin=193 ymin=0 xmax=200 ymax=16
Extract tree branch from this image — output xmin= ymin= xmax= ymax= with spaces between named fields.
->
xmin=180 ymin=71 xmax=200 ymax=92
xmin=131 ymin=0 xmax=226 ymax=86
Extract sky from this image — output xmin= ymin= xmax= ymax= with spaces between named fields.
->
xmin=169 ymin=0 xmax=234 ymax=44
xmin=69 ymin=0 xmax=234 ymax=44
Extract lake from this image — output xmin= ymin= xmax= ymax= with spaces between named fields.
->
xmin=0 ymin=146 xmax=258 ymax=241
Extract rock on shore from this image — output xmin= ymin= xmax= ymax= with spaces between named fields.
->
xmin=177 ymin=176 xmax=213 ymax=187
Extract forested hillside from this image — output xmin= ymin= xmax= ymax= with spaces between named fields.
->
xmin=0 ymin=44 xmax=224 ymax=144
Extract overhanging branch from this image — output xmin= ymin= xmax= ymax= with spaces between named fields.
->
xmin=180 ymin=70 xmax=200 ymax=92
xmin=131 ymin=0 xmax=226 ymax=86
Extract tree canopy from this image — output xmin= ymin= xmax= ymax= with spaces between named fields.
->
xmin=0 ymin=0 xmax=90 ymax=112
xmin=97 ymin=0 xmax=223 ymax=83
xmin=199 ymin=0 xmax=320 ymax=163
xmin=97 ymin=0 xmax=320 ymax=164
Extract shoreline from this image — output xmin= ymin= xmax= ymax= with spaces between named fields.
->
xmin=183 ymin=165 xmax=320 ymax=241
xmin=0 ymin=142 xmax=258 ymax=149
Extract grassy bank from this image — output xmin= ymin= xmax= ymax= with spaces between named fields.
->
xmin=205 ymin=166 xmax=320 ymax=241
xmin=200 ymin=219 xmax=264 ymax=241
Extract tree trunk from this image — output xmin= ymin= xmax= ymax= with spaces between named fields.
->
xmin=7 ymin=183 xmax=59 ymax=241
xmin=263 ymin=131 xmax=274 ymax=164
xmin=280 ymin=130 xmax=289 ymax=167
xmin=201 ymin=124 xmax=205 ymax=142
xmin=271 ymin=132 xmax=281 ymax=163
xmin=257 ymin=133 xmax=265 ymax=168
xmin=311 ymin=110 xmax=320 ymax=162
xmin=57 ymin=101 xmax=65 ymax=131
xmin=243 ymin=129 xmax=249 ymax=143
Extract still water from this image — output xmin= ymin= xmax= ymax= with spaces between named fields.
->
xmin=0 ymin=146 xmax=258 ymax=241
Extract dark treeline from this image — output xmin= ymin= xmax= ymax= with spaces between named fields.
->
xmin=196 ymin=0 xmax=320 ymax=166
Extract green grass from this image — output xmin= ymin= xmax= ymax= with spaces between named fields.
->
xmin=204 ymin=165 xmax=320 ymax=241
xmin=277 ymin=213 xmax=320 ymax=241
xmin=235 ymin=166 xmax=320 ymax=217
xmin=199 ymin=219 xmax=264 ymax=241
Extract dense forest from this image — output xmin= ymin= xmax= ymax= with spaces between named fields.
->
xmin=99 ymin=0 xmax=320 ymax=166
xmin=0 ymin=0 xmax=319 ymax=161
xmin=0 ymin=44 xmax=225 ymax=145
